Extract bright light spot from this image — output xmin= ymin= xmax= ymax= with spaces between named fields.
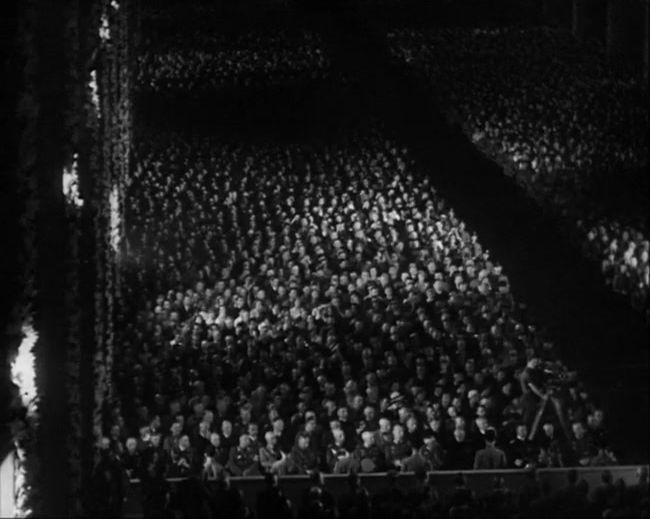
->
xmin=89 ymin=70 xmax=100 ymax=115
xmin=111 ymin=0 xmax=120 ymax=10
xmin=110 ymin=185 xmax=122 ymax=254
xmin=63 ymin=153 xmax=83 ymax=208
xmin=11 ymin=324 xmax=38 ymax=413
xmin=99 ymin=13 xmax=111 ymax=42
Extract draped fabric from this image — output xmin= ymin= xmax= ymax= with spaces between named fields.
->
xmin=8 ymin=0 xmax=133 ymax=515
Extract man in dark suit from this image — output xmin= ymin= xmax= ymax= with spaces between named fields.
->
xmin=508 ymin=423 xmax=535 ymax=469
xmin=473 ymin=428 xmax=507 ymax=469
xmin=445 ymin=428 xmax=474 ymax=470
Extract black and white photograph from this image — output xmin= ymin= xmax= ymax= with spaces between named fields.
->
xmin=0 ymin=0 xmax=648 ymax=517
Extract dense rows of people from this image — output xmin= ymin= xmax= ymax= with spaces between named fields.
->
xmin=579 ymin=218 xmax=649 ymax=319
xmin=136 ymin=30 xmax=331 ymax=93
xmin=387 ymin=26 xmax=649 ymax=315
xmin=96 ymin=124 xmax=619 ymax=487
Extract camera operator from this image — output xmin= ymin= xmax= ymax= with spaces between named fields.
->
xmin=519 ymin=358 xmax=569 ymax=440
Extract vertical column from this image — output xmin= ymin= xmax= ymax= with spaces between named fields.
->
xmin=1 ymin=0 xmax=25 ymax=367
xmin=546 ymin=0 xmax=573 ymax=30
xmin=573 ymin=0 xmax=587 ymax=39
xmin=77 ymin=0 xmax=101 ymax=509
xmin=607 ymin=0 xmax=624 ymax=62
xmin=641 ymin=0 xmax=650 ymax=81
xmin=573 ymin=0 xmax=608 ymax=45
xmin=34 ymin=0 xmax=71 ymax=515
xmin=607 ymin=0 xmax=646 ymax=71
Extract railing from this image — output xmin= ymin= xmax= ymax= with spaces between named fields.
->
xmin=124 ymin=464 xmax=648 ymax=517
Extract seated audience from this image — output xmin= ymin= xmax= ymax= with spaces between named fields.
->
xmin=108 ymin=124 xmax=613 ymax=479
xmin=389 ymin=27 xmax=648 ymax=317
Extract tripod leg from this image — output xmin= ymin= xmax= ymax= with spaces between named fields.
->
xmin=550 ymin=397 xmax=570 ymax=438
xmin=528 ymin=397 xmax=548 ymax=441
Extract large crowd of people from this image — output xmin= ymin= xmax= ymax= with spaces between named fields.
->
xmin=136 ymin=30 xmax=331 ymax=94
xmin=81 ymin=7 xmax=650 ymax=516
xmin=387 ymin=26 xmax=649 ymax=316
xmin=95 ymin=123 xmax=620 ymax=488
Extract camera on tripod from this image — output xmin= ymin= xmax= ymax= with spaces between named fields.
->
xmin=542 ymin=361 xmax=576 ymax=393
xmin=525 ymin=360 xmax=576 ymax=441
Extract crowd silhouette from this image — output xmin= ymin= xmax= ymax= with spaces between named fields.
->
xmin=137 ymin=30 xmax=331 ymax=94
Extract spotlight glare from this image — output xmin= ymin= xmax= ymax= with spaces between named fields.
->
xmin=11 ymin=323 xmax=38 ymax=413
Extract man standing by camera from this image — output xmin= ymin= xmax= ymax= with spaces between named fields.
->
xmin=519 ymin=358 xmax=568 ymax=440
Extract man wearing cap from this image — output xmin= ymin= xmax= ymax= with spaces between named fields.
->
xmin=519 ymin=358 xmax=546 ymax=425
